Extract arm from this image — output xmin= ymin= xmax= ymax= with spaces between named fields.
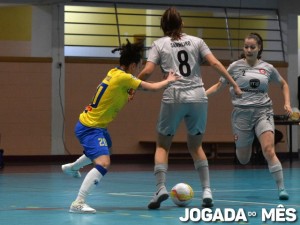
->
xmin=205 ymin=80 xmax=226 ymax=97
xmin=205 ymin=53 xmax=242 ymax=97
xmin=127 ymin=61 xmax=156 ymax=101
xmin=138 ymin=70 xmax=179 ymax=91
xmin=280 ymin=78 xmax=292 ymax=115
xmin=137 ymin=61 xmax=156 ymax=81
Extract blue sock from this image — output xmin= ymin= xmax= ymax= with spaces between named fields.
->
xmin=95 ymin=164 xmax=108 ymax=176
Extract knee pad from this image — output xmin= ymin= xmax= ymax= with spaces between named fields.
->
xmin=236 ymin=146 xmax=252 ymax=165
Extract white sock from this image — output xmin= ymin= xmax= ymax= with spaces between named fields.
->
xmin=72 ymin=155 xmax=92 ymax=170
xmin=194 ymin=159 xmax=211 ymax=189
xmin=268 ymin=162 xmax=285 ymax=190
xmin=154 ymin=164 xmax=168 ymax=190
xmin=76 ymin=168 xmax=102 ymax=202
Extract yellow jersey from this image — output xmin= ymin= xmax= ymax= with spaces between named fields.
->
xmin=79 ymin=67 xmax=142 ymax=128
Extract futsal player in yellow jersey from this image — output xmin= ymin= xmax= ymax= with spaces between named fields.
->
xmin=61 ymin=40 xmax=179 ymax=214
xmin=79 ymin=67 xmax=141 ymax=128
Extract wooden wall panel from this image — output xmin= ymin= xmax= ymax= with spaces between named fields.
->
xmin=0 ymin=61 xmax=51 ymax=155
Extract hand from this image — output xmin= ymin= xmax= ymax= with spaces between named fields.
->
xmin=165 ymin=69 xmax=181 ymax=83
xmin=233 ymin=85 xmax=243 ymax=98
xmin=284 ymin=104 xmax=292 ymax=116
xmin=127 ymin=88 xmax=136 ymax=102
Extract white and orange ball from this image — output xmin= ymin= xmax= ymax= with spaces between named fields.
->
xmin=170 ymin=183 xmax=194 ymax=207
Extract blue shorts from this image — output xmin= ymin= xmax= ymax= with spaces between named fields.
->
xmin=75 ymin=121 xmax=112 ymax=160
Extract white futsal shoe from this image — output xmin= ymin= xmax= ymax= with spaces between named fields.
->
xmin=61 ymin=163 xmax=81 ymax=178
xmin=202 ymin=188 xmax=214 ymax=208
xmin=148 ymin=186 xmax=169 ymax=209
xmin=69 ymin=201 xmax=96 ymax=214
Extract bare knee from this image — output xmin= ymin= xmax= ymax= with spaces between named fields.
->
xmin=262 ymin=144 xmax=276 ymax=161
xmin=187 ymin=134 xmax=206 ymax=160
xmin=93 ymin=155 xmax=110 ymax=169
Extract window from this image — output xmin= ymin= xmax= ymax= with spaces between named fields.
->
xmin=64 ymin=4 xmax=285 ymax=61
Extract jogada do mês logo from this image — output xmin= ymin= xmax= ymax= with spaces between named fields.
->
xmin=179 ymin=205 xmax=297 ymax=222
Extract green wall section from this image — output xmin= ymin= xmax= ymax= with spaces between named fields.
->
xmin=0 ymin=6 xmax=32 ymax=41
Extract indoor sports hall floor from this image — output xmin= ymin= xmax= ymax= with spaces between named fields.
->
xmin=0 ymin=158 xmax=299 ymax=225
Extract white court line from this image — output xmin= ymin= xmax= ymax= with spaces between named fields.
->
xmin=108 ymin=191 xmax=300 ymax=208
xmin=206 ymin=188 xmax=300 ymax=193
xmin=214 ymin=199 xmax=300 ymax=207
xmin=109 ymin=187 xmax=300 ymax=194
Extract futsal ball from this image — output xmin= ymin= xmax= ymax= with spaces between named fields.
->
xmin=290 ymin=111 xmax=300 ymax=121
xmin=170 ymin=183 xmax=194 ymax=207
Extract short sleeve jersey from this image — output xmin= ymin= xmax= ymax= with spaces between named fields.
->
xmin=220 ymin=59 xmax=283 ymax=107
xmin=147 ymin=34 xmax=211 ymax=103
xmin=79 ymin=68 xmax=142 ymax=128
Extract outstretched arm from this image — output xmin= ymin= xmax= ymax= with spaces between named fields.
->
xmin=205 ymin=53 xmax=242 ymax=97
xmin=127 ymin=61 xmax=157 ymax=101
xmin=205 ymin=80 xmax=225 ymax=97
xmin=138 ymin=70 xmax=180 ymax=91
xmin=137 ymin=61 xmax=156 ymax=81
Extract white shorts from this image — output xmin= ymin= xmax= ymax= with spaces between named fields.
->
xmin=232 ymin=106 xmax=274 ymax=148
xmin=156 ymin=102 xmax=208 ymax=136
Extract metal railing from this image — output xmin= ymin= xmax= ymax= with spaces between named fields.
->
xmin=64 ymin=3 xmax=285 ymax=61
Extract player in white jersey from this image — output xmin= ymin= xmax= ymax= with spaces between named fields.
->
xmin=137 ymin=7 xmax=242 ymax=209
xmin=206 ymin=33 xmax=292 ymax=200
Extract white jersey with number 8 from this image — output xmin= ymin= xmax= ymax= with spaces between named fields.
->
xmin=147 ymin=33 xmax=211 ymax=103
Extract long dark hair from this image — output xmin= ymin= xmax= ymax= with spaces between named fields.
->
xmin=241 ymin=32 xmax=264 ymax=59
xmin=160 ymin=7 xmax=183 ymax=40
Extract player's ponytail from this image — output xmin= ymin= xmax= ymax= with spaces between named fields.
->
xmin=160 ymin=7 xmax=183 ymax=40
xmin=112 ymin=39 xmax=144 ymax=67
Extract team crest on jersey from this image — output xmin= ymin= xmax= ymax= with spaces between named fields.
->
xmin=249 ymin=79 xmax=260 ymax=88
xmin=259 ymin=68 xmax=266 ymax=74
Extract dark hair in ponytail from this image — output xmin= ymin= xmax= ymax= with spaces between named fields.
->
xmin=112 ymin=39 xmax=143 ymax=67
xmin=160 ymin=7 xmax=183 ymax=40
